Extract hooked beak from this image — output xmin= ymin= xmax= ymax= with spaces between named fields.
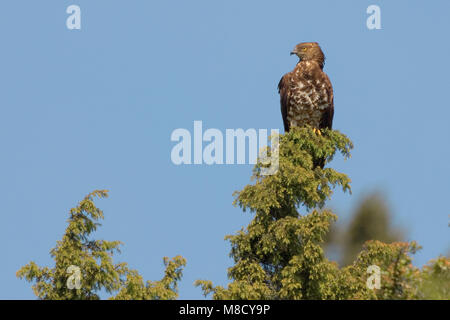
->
xmin=290 ymin=51 xmax=297 ymax=55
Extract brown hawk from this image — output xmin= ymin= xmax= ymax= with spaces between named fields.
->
xmin=278 ymin=42 xmax=334 ymax=134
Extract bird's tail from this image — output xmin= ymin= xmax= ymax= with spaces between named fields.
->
xmin=313 ymin=157 xmax=326 ymax=169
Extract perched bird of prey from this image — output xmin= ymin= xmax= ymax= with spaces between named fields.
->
xmin=278 ymin=42 xmax=334 ymax=134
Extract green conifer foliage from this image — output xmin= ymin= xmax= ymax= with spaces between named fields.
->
xmin=341 ymin=192 xmax=404 ymax=266
xmin=196 ymin=127 xmax=352 ymax=299
xmin=195 ymin=127 xmax=449 ymax=300
xmin=17 ymin=190 xmax=186 ymax=300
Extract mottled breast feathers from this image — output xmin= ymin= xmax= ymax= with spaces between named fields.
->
xmin=278 ymin=60 xmax=334 ymax=132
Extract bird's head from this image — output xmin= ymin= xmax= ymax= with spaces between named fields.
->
xmin=290 ymin=42 xmax=325 ymax=68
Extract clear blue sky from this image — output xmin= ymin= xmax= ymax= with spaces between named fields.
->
xmin=1 ymin=1 xmax=449 ymax=299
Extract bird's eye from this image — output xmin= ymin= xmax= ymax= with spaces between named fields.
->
xmin=302 ymin=48 xmax=307 ymax=52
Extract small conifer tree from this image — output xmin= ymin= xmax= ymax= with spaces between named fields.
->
xmin=17 ymin=190 xmax=186 ymax=300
